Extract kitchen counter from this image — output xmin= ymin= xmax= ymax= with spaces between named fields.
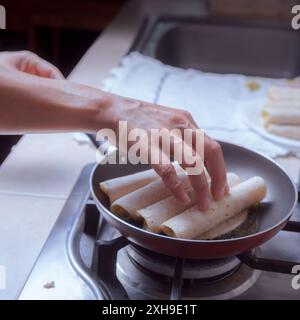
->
xmin=0 ymin=0 xmax=207 ymax=300
xmin=0 ymin=0 xmax=299 ymax=300
xmin=67 ymin=0 xmax=300 ymax=182
xmin=0 ymin=134 xmax=96 ymax=300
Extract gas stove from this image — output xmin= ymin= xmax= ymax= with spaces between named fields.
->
xmin=19 ymin=164 xmax=300 ymax=300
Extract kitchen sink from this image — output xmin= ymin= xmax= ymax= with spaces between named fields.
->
xmin=0 ymin=135 xmax=22 ymax=166
xmin=131 ymin=16 xmax=300 ymax=78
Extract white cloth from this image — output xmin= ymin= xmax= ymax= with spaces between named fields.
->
xmin=102 ymin=52 xmax=294 ymax=158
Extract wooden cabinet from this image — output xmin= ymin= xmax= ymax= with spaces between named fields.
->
xmin=1 ymin=0 xmax=126 ymax=52
xmin=1 ymin=0 xmax=126 ymax=31
xmin=209 ymin=0 xmax=298 ymax=21
xmin=0 ymin=0 xmax=126 ymax=71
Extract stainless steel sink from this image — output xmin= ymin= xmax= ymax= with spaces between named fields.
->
xmin=131 ymin=17 xmax=300 ymax=78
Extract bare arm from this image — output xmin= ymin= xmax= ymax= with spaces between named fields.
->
xmin=0 ymin=51 xmax=108 ymax=133
xmin=0 ymin=51 xmax=228 ymax=210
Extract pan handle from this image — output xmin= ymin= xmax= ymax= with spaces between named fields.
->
xmin=170 ymin=258 xmax=185 ymax=300
xmin=92 ymin=236 xmax=130 ymax=300
xmin=238 ymin=221 xmax=300 ymax=274
xmin=237 ymin=251 xmax=298 ymax=274
xmin=283 ymin=220 xmax=300 ymax=233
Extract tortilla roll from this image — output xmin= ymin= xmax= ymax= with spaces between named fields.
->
xmin=263 ymin=100 xmax=300 ymax=110
xmin=161 ymin=176 xmax=266 ymax=239
xmin=100 ymin=169 xmax=158 ymax=202
xmin=265 ymin=123 xmax=300 ymax=140
xmin=262 ymin=108 xmax=300 ymax=126
xmin=268 ymin=85 xmax=300 ymax=101
xmin=100 ymin=164 xmax=184 ymax=202
xmin=197 ymin=210 xmax=248 ymax=240
xmin=138 ymin=172 xmax=240 ymax=233
xmin=110 ymin=173 xmax=190 ymax=219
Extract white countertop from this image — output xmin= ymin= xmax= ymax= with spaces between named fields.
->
xmin=0 ymin=0 xmax=207 ymax=300
xmin=0 ymin=0 xmax=299 ymax=300
xmin=0 ymin=134 xmax=96 ymax=299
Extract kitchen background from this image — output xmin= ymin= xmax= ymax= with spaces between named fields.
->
xmin=0 ymin=0 xmax=297 ymax=165
xmin=1 ymin=0 xmax=300 ymax=300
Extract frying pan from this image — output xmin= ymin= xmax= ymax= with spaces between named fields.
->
xmin=90 ymin=141 xmax=297 ymax=259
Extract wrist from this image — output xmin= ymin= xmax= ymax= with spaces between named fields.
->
xmin=79 ymin=91 xmax=116 ymax=133
xmin=84 ymin=92 xmax=139 ymax=134
xmin=47 ymin=81 xmax=114 ymax=134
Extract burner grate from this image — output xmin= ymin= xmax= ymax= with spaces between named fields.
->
xmin=84 ymin=182 xmax=300 ymax=300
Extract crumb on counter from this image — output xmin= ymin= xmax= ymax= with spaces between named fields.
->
xmin=245 ymin=81 xmax=261 ymax=92
xmin=43 ymin=281 xmax=55 ymax=289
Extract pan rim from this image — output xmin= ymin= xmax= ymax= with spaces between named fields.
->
xmin=90 ymin=140 xmax=298 ymax=244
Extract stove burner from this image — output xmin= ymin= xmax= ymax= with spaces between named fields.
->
xmin=117 ymin=246 xmax=261 ymax=300
xmin=126 ymin=244 xmax=241 ymax=280
xmin=19 ymin=164 xmax=300 ymax=300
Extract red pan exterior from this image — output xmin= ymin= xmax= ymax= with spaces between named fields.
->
xmin=94 ymin=201 xmax=289 ymax=259
xmin=90 ymin=141 xmax=298 ymax=259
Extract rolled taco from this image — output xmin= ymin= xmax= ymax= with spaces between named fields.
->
xmin=138 ymin=172 xmax=240 ymax=233
xmin=161 ymin=176 xmax=267 ymax=239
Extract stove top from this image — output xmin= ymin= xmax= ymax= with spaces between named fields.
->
xmin=19 ymin=164 xmax=300 ymax=300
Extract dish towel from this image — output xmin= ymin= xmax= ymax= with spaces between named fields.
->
xmin=102 ymin=52 xmax=296 ymax=159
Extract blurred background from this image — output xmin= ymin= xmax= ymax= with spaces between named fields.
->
xmin=1 ymin=0 xmax=297 ymax=76
xmin=0 ymin=0 xmax=126 ymax=163
xmin=0 ymin=0 xmax=128 ymax=76
xmin=0 ymin=0 xmax=297 ymax=163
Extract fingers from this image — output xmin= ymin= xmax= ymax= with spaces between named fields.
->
xmin=11 ymin=51 xmax=64 ymax=80
xmin=179 ymin=143 xmax=211 ymax=211
xmin=204 ymin=135 xmax=228 ymax=201
xmin=152 ymin=163 xmax=191 ymax=205
xmin=152 ymin=108 xmax=212 ymax=210
xmin=125 ymin=102 xmax=228 ymax=210
xmin=167 ymin=109 xmax=228 ymax=208
xmin=27 ymin=54 xmax=65 ymax=79
xmin=188 ymin=169 xmax=211 ymax=211
xmin=169 ymin=112 xmax=212 ymax=210
xmin=39 ymin=61 xmax=64 ymax=79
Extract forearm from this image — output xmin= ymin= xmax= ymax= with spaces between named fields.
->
xmin=0 ymin=66 xmax=112 ymax=134
xmin=0 ymin=51 xmax=228 ymax=209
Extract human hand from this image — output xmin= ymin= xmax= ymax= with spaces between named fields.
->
xmin=0 ymin=56 xmax=228 ymax=210
xmin=0 ymin=50 xmax=64 ymax=79
xmin=98 ymin=94 xmax=229 ymax=211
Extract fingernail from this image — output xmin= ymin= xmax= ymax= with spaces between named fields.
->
xmin=199 ymin=197 xmax=212 ymax=211
xmin=214 ymin=185 xmax=228 ymax=201
xmin=224 ymin=183 xmax=230 ymax=195
xmin=181 ymin=192 xmax=191 ymax=205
